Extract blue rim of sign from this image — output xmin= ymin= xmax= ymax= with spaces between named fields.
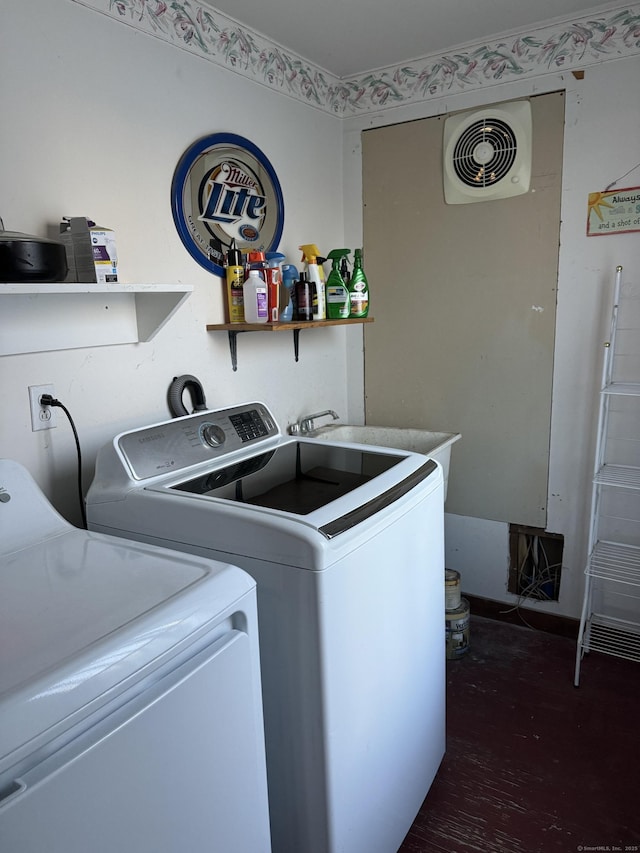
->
xmin=171 ymin=133 xmax=285 ymax=278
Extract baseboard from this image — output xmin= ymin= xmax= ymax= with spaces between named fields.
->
xmin=463 ymin=593 xmax=579 ymax=639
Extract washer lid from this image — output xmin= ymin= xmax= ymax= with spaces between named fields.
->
xmin=169 ymin=441 xmax=405 ymax=514
xmin=0 ymin=482 xmax=254 ymax=768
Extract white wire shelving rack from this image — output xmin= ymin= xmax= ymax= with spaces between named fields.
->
xmin=574 ymin=265 xmax=640 ymax=685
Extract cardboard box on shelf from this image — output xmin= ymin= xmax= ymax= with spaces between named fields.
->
xmin=60 ymin=217 xmax=118 ymax=283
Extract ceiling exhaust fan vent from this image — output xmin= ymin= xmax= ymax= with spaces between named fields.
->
xmin=443 ymin=100 xmax=532 ymax=204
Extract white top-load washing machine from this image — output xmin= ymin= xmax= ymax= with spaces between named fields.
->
xmin=0 ymin=459 xmax=271 ymax=853
xmin=86 ymin=402 xmax=446 ymax=853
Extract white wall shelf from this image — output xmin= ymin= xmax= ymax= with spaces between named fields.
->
xmin=0 ymin=283 xmax=193 ymax=355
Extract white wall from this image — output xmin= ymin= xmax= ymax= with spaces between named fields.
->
xmin=343 ymin=57 xmax=640 ymax=618
xmin=4 ymin=0 xmax=639 ymax=621
xmin=1 ymin=0 xmax=351 ymax=523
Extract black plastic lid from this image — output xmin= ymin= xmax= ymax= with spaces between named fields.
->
xmin=226 ymin=238 xmax=243 ymax=267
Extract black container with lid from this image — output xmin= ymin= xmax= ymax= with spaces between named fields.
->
xmin=294 ymin=272 xmax=313 ymax=321
xmin=0 ymin=219 xmax=68 ymax=283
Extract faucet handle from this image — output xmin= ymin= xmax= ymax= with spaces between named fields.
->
xmin=288 ymin=410 xmax=339 ymax=436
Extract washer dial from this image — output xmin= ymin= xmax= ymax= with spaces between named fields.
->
xmin=200 ymin=422 xmax=226 ymax=448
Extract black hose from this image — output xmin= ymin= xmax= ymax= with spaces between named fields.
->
xmin=167 ymin=374 xmax=208 ymax=417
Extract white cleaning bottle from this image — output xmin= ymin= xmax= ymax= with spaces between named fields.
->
xmin=243 ymin=269 xmax=268 ymax=323
xmin=307 ymin=254 xmax=325 ymax=320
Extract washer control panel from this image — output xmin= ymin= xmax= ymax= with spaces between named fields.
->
xmin=117 ymin=402 xmax=279 ymax=480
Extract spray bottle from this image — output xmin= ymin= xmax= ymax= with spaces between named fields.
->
xmin=299 ymin=244 xmax=325 ymax=320
xmin=340 ymin=254 xmax=351 ymax=288
xmin=225 ymin=238 xmax=245 ymax=323
xmin=299 ymin=244 xmax=326 ymax=285
xmin=325 ymin=249 xmax=351 ymax=319
xmin=309 ymin=255 xmax=326 ymax=320
xmin=349 ymin=248 xmax=369 ymax=318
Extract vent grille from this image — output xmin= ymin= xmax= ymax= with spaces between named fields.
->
xmin=443 ymin=100 xmax=532 ymax=204
xmin=451 ymin=118 xmax=518 ymax=188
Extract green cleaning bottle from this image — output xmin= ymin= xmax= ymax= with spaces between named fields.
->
xmin=325 ymin=249 xmax=351 ymax=319
xmin=349 ymin=248 xmax=369 ymax=318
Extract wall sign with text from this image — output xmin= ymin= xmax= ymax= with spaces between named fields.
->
xmin=587 ymin=186 xmax=640 ymax=237
xmin=171 ymin=133 xmax=285 ymax=276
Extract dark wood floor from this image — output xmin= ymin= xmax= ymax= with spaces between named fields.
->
xmin=399 ymin=615 xmax=640 ymax=852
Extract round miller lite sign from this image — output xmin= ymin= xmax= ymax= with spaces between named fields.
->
xmin=171 ymin=133 xmax=285 ymax=277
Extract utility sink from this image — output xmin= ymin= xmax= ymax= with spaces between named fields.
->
xmin=305 ymin=425 xmax=461 ymax=500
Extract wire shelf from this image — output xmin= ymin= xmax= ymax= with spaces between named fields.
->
xmin=587 ymin=540 xmax=640 ymax=584
xmin=603 ymin=382 xmax=640 ymax=397
xmin=594 ymin=464 xmax=640 ymax=489
xmin=583 ymin=614 xmax=640 ymax=662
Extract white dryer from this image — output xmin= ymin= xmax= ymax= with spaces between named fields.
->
xmin=86 ymin=402 xmax=446 ymax=853
xmin=0 ymin=459 xmax=271 ymax=853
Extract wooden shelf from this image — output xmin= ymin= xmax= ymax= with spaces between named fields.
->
xmin=206 ymin=318 xmax=374 ymax=332
xmin=1 ymin=283 xmax=192 ymax=355
xmin=206 ymin=317 xmax=373 ymax=370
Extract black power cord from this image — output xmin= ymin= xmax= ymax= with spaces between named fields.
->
xmin=40 ymin=394 xmax=87 ymax=529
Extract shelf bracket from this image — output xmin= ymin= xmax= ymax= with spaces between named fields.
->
xmin=226 ymin=328 xmax=301 ymax=369
xmin=227 ymin=330 xmax=239 ymax=372
xmin=207 ymin=317 xmax=374 ymax=370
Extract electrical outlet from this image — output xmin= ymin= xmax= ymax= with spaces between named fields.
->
xmin=29 ymin=384 xmax=57 ymax=432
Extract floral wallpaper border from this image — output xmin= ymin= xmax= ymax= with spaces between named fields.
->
xmin=72 ymin=0 xmax=640 ymax=115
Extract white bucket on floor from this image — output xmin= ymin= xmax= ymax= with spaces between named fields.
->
xmin=445 ymin=597 xmax=470 ymax=659
xmin=445 ymin=569 xmax=461 ymax=611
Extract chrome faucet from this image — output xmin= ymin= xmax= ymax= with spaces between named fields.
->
xmin=289 ymin=409 xmax=339 ymax=435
